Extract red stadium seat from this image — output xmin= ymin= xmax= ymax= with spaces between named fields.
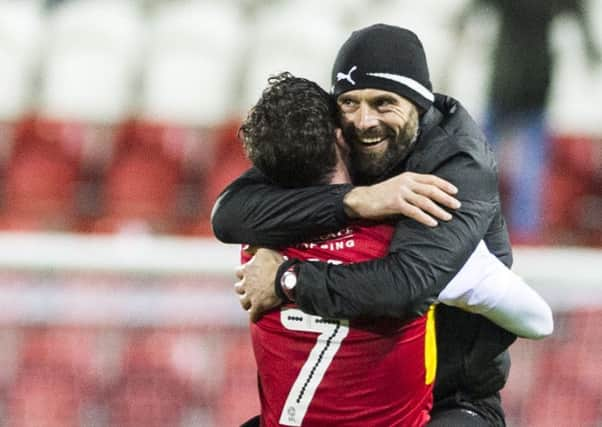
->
xmin=119 ymin=328 xmax=216 ymax=399
xmin=523 ymin=381 xmax=600 ymax=427
xmin=17 ymin=327 xmax=102 ymax=392
xmin=121 ymin=329 xmax=180 ymax=374
xmin=88 ymin=120 xmax=219 ymax=234
xmin=108 ymin=328 xmax=221 ymax=427
xmin=204 ymin=120 xmax=249 ymax=209
xmin=559 ymin=309 xmax=602 ymax=395
xmin=502 ymin=339 xmax=546 ymax=420
xmin=515 ymin=310 xmax=602 ymax=425
xmin=116 ymin=330 xmax=208 ymax=398
xmin=6 ymin=370 xmax=85 ymax=427
xmin=213 ymin=331 xmax=260 ymax=426
xmin=109 ymin=373 xmax=190 ymax=427
xmin=549 ymin=135 xmax=600 ymax=180
xmin=181 ymin=120 xmax=249 ymax=236
xmin=543 ymin=135 xmax=602 ymax=246
xmin=541 ymin=172 xmax=588 ymax=241
xmin=0 ymin=117 xmax=83 ymax=230
xmin=90 ymin=120 xmax=187 ymax=233
xmin=96 ymin=155 xmax=180 ymax=231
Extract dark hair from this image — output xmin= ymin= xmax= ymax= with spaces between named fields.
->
xmin=240 ymin=72 xmax=339 ymax=187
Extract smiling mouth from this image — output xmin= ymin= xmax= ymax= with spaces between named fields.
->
xmin=358 ymin=136 xmax=388 ymax=147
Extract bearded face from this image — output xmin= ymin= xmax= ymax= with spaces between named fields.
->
xmin=337 ymin=89 xmax=420 ymax=184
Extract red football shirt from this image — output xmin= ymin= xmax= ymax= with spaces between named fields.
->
xmin=242 ymin=224 xmax=436 ymax=427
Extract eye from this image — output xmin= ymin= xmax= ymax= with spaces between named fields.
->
xmin=338 ymin=97 xmax=357 ymax=110
xmin=375 ymin=98 xmax=392 ymax=108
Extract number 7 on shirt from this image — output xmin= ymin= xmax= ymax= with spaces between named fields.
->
xmin=278 ymin=307 xmax=350 ymax=426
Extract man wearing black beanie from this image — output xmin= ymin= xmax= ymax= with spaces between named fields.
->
xmin=214 ymin=24 xmax=515 ymax=426
xmin=332 ymin=24 xmax=434 ymax=112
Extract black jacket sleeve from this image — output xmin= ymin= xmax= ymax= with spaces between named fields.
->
xmin=212 ymin=145 xmax=502 ymax=320
xmin=211 ymin=167 xmax=353 ymax=247
xmin=294 ymin=150 xmax=499 ymax=319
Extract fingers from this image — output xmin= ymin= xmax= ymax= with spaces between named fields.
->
xmin=234 ymin=280 xmax=245 ymax=295
xmin=249 ymin=306 xmax=264 ymax=323
xmin=414 ymin=173 xmax=458 ymax=195
xmin=239 ymin=296 xmax=251 ymax=311
xmin=424 ymin=184 xmax=461 ymax=209
xmin=239 ymin=296 xmax=268 ymax=322
xmin=391 ymin=173 xmax=461 ymax=226
xmin=403 ymin=174 xmax=461 ymax=210
xmin=398 ymin=202 xmax=438 ymax=227
xmin=413 ymin=183 xmax=461 ymax=211
xmin=238 ymin=291 xmax=266 ymax=322
xmin=234 ymin=277 xmax=267 ymax=321
xmin=235 ymin=265 xmax=244 ymax=280
xmin=396 ymin=185 xmax=456 ymax=226
xmin=235 ymin=279 xmax=250 ymax=312
xmin=407 ymin=192 xmax=453 ymax=222
xmin=238 ymin=287 xmax=251 ymax=311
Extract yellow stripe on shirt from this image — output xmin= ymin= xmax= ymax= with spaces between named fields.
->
xmin=424 ymin=304 xmax=437 ymax=385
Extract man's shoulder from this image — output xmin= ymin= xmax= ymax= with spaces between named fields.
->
xmin=428 ymin=94 xmax=490 ymax=153
xmin=409 ymin=94 xmax=496 ymax=174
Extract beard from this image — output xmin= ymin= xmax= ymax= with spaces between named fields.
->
xmin=344 ymin=114 xmax=419 ymax=185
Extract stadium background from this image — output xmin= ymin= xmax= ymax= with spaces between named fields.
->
xmin=0 ymin=0 xmax=600 ymax=426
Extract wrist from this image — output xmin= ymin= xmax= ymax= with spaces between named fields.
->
xmin=275 ymin=259 xmax=301 ymax=303
xmin=343 ymin=187 xmax=365 ymax=219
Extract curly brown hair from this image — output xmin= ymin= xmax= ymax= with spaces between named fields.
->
xmin=240 ymin=72 xmax=339 ymax=187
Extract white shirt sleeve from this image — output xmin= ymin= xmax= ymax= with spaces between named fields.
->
xmin=438 ymin=241 xmax=554 ymax=339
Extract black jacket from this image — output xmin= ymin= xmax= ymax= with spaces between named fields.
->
xmin=212 ymin=94 xmax=517 ymax=402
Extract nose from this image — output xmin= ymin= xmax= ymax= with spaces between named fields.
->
xmin=356 ymin=103 xmax=378 ymax=131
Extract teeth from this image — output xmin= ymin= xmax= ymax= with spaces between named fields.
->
xmin=360 ymin=137 xmax=386 ymax=144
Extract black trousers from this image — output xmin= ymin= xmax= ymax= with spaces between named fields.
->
xmin=429 ymin=392 xmax=505 ymax=427
xmin=428 ymin=408 xmax=491 ymax=426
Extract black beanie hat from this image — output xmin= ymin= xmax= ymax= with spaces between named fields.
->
xmin=331 ymin=24 xmax=434 ymax=111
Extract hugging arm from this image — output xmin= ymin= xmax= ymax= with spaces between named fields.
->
xmin=293 ymin=151 xmax=502 ymax=319
xmin=229 ymin=150 xmax=501 ymax=320
xmin=212 ymin=168 xmax=459 ymax=247
xmin=211 ymin=167 xmax=352 ymax=247
xmin=439 ymin=241 xmax=554 ymax=339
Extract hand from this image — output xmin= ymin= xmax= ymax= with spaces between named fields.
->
xmin=343 ymin=172 xmax=460 ymax=226
xmin=234 ymin=248 xmax=285 ymax=322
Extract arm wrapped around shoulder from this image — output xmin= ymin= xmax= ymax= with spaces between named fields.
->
xmin=438 ymin=241 xmax=554 ymax=339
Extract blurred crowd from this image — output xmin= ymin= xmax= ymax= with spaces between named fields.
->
xmin=0 ymin=0 xmax=600 ymax=245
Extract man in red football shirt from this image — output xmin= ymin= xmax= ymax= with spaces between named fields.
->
xmin=241 ymin=225 xmax=434 ymax=426
xmin=235 ymin=73 xmax=551 ymax=426
xmin=238 ymin=73 xmax=438 ymax=426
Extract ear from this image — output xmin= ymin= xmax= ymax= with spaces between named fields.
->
xmin=335 ymin=128 xmax=348 ymax=152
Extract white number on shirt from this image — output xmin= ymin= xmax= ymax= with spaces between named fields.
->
xmin=279 ymin=307 xmax=349 ymax=426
